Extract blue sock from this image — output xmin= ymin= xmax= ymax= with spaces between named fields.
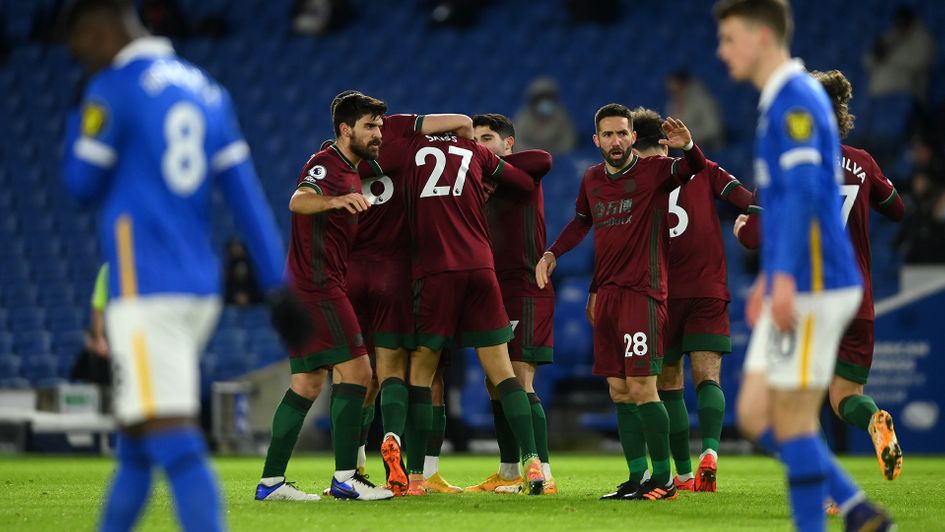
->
xmin=143 ymin=428 xmax=224 ymax=532
xmin=757 ymin=428 xmax=779 ymax=456
xmin=100 ymin=434 xmax=153 ymax=532
xmin=816 ymin=438 xmax=863 ymax=511
xmin=780 ymin=435 xmax=828 ymax=532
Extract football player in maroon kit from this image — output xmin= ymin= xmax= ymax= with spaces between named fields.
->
xmin=735 ymin=69 xmax=904 ymax=482
xmin=371 ymin=119 xmax=548 ymax=496
xmin=588 ymin=108 xmax=757 ymax=493
xmin=469 ymin=113 xmax=557 ymax=494
xmin=344 ymin=93 xmax=476 ymax=495
xmin=256 ymin=92 xmax=394 ymax=501
xmin=537 ymin=103 xmax=707 ymax=501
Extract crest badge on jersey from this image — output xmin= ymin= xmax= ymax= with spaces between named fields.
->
xmin=81 ymin=102 xmax=108 ymax=137
xmin=785 ymin=109 xmax=814 ymax=142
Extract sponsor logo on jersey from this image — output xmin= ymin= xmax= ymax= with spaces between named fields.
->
xmin=785 ymin=109 xmax=814 ymax=142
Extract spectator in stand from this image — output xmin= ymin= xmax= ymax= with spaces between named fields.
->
xmin=897 ymin=171 xmax=945 ymax=264
xmin=514 ymin=77 xmax=577 ymax=155
xmin=71 ymin=264 xmax=111 ymax=389
xmin=224 ymin=238 xmax=263 ymax=307
xmin=665 ymin=70 xmax=725 ymax=151
xmin=141 ymin=0 xmax=188 ymax=37
xmin=864 ymin=6 xmax=934 ymax=105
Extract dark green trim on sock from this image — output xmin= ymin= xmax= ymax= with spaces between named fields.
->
xmin=333 ymin=383 xmax=368 ymax=398
xmin=427 ymin=405 xmax=446 ymax=457
xmin=616 ymin=402 xmax=648 ymax=482
xmin=527 ymin=393 xmax=550 ymax=464
xmin=497 ymin=379 xmax=538 ymax=460
xmin=838 ymin=394 xmax=879 ymax=432
xmin=496 ymin=377 xmax=522 ymax=396
xmin=492 ymin=400 xmax=520 ymax=463
xmin=639 ymin=401 xmax=672 ymax=485
xmin=406 ymin=386 xmax=433 ymax=474
xmin=261 ymin=388 xmax=313 ymax=478
xmin=659 ymin=389 xmax=691 ymax=476
xmin=282 ymin=388 xmax=314 ymax=413
xmin=696 ymin=380 xmax=725 ymax=453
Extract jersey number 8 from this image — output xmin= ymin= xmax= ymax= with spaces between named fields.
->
xmin=162 ymin=101 xmax=207 ymax=196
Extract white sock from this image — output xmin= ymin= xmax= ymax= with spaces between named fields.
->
xmin=641 ymin=470 xmax=651 ymax=483
xmin=384 ymin=432 xmax=401 ymax=446
xmin=334 ymin=469 xmax=356 ymax=482
xmin=357 ymin=445 xmax=366 ymax=468
xmin=423 ymin=456 xmax=439 ymax=479
xmin=499 ymin=462 xmax=519 ymax=480
xmin=541 ymin=462 xmax=552 ymax=479
xmin=699 ymin=448 xmax=718 ymax=461
xmin=676 ymin=472 xmax=694 ymax=481
xmin=260 ymin=476 xmax=285 ymax=487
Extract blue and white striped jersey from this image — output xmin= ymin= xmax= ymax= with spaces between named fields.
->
xmin=63 ymin=37 xmax=285 ymax=299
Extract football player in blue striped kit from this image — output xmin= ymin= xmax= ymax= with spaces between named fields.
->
xmin=62 ymin=1 xmax=310 ymax=530
xmin=714 ymin=1 xmax=893 ymax=531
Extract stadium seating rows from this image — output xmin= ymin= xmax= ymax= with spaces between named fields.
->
xmin=0 ymin=1 xmax=924 ymax=426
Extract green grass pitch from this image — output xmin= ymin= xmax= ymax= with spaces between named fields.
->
xmin=1 ymin=454 xmax=940 ymax=531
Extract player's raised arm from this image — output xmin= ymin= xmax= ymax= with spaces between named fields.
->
xmin=658 ymin=117 xmax=707 ymax=187
xmin=503 ymin=149 xmax=553 ymax=182
xmin=63 ymin=79 xmax=121 ymax=203
xmin=478 ymin=143 xmax=535 ymax=192
xmin=420 ymin=113 xmax=474 ymax=139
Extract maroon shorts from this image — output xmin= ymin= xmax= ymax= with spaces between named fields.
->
xmin=347 ymin=257 xmax=415 ymax=352
xmin=592 ymin=286 xmax=666 ymax=378
xmin=414 ymin=269 xmax=513 ymax=351
xmin=664 ymin=297 xmax=732 ymax=365
xmin=501 ymin=289 xmax=554 ymax=365
xmin=289 ymin=293 xmax=368 ymax=374
xmin=835 ymin=319 xmax=874 ymax=385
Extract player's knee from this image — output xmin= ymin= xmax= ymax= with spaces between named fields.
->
xmin=828 ymin=377 xmax=862 ymax=418
xmin=291 ymin=372 xmax=324 ymax=400
xmin=608 ymin=382 xmax=631 ymax=403
xmin=658 ymin=366 xmax=683 ymax=391
xmin=627 ymin=377 xmax=658 ymax=404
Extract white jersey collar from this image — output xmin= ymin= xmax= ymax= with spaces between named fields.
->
xmin=758 ymin=58 xmax=806 ymax=113
xmin=113 ymin=36 xmax=175 ymax=68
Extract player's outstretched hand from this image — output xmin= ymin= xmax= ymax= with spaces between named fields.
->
xmin=658 ymin=117 xmax=693 ymax=149
xmin=535 ymin=252 xmax=556 ymax=289
xmin=268 ymin=288 xmax=314 ymax=350
xmin=770 ymin=273 xmax=797 ymax=333
xmin=330 ymin=193 xmax=371 ymax=214
xmin=733 ymin=214 xmax=749 ymax=238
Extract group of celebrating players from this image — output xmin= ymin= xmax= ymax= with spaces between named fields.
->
xmin=61 ymin=0 xmax=902 ymax=529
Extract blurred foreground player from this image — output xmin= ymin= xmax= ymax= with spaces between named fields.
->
xmin=62 ymin=0 xmax=311 ymax=529
xmin=735 ymin=68 xmax=904 ymax=482
xmin=715 ymin=0 xmax=893 ymax=529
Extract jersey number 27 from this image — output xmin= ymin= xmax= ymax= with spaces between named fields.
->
xmin=417 ymin=146 xmax=473 ymax=198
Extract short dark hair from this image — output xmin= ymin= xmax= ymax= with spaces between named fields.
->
xmin=713 ymin=0 xmax=793 ymax=45
xmin=330 ymin=90 xmax=362 ymax=115
xmin=472 ymin=113 xmax=515 ymax=138
xmin=62 ymin=0 xmax=131 ymax=34
xmin=594 ymin=103 xmax=633 ymax=132
xmin=629 ymin=107 xmax=666 ymax=152
xmin=332 ymin=93 xmax=387 ymax=136
xmin=811 ymin=70 xmax=856 ymax=139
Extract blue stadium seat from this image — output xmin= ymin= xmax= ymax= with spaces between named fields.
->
xmin=21 ymin=356 xmax=58 ymax=384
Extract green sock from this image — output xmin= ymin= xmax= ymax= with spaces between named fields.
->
xmin=639 ymin=401 xmax=672 ymax=486
xmin=838 ymin=394 xmax=879 ymax=432
xmin=427 ymin=405 xmax=447 ymax=456
xmin=262 ymin=388 xmax=313 ymax=478
xmin=331 ymin=383 xmax=367 ymax=472
xmin=527 ymin=393 xmax=550 ymax=464
xmin=659 ymin=389 xmax=691 ymax=476
xmin=405 ymin=385 xmax=433 ymax=474
xmin=491 ymin=400 xmax=520 ymax=464
xmin=380 ymin=377 xmax=408 ymax=436
xmin=496 ymin=378 xmax=537 ymax=460
xmin=359 ymin=402 xmax=375 ymax=448
xmin=696 ymin=380 xmax=726 ymax=453
xmin=615 ymin=402 xmax=649 ymax=483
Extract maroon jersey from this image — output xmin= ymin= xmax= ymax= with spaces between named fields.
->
xmin=667 ymin=160 xmax=753 ymax=300
xmin=286 ymin=145 xmax=360 ymax=297
xmin=549 ymin=146 xmax=707 ymax=301
xmin=838 ymin=145 xmax=902 ymax=320
xmin=378 ymin=132 xmax=535 ymax=279
xmin=737 ymin=144 xmax=904 ymax=320
xmin=352 ymin=115 xmax=424 ymax=261
xmin=486 ymin=150 xmax=554 ymax=296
